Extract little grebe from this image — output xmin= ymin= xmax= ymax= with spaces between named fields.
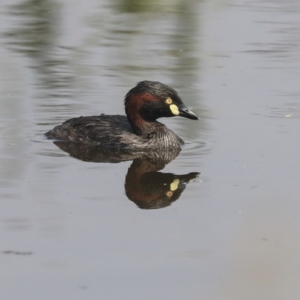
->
xmin=46 ymin=81 xmax=199 ymax=149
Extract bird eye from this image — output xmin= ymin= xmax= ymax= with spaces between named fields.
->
xmin=165 ymin=98 xmax=173 ymax=104
xmin=165 ymin=191 xmax=173 ymax=197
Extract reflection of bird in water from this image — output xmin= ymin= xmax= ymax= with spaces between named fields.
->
xmin=46 ymin=81 xmax=199 ymax=149
xmin=53 ymin=142 xmax=199 ymax=209
xmin=125 ymin=157 xmax=199 ymax=209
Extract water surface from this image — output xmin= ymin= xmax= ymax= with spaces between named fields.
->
xmin=1 ymin=0 xmax=300 ymax=299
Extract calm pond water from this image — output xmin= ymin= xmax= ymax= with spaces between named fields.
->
xmin=1 ymin=0 xmax=300 ymax=299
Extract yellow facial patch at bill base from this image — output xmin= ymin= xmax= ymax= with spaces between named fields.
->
xmin=170 ymin=179 xmax=180 ymax=191
xmin=169 ymin=104 xmax=179 ymax=116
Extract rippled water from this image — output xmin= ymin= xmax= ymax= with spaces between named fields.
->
xmin=1 ymin=0 xmax=300 ymax=299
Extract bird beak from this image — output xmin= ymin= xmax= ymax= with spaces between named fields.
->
xmin=179 ymin=104 xmax=199 ymax=120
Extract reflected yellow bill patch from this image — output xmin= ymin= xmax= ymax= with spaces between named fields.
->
xmin=169 ymin=104 xmax=179 ymax=116
xmin=170 ymin=179 xmax=180 ymax=191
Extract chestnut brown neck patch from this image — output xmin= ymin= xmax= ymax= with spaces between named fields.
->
xmin=125 ymin=93 xmax=159 ymax=135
